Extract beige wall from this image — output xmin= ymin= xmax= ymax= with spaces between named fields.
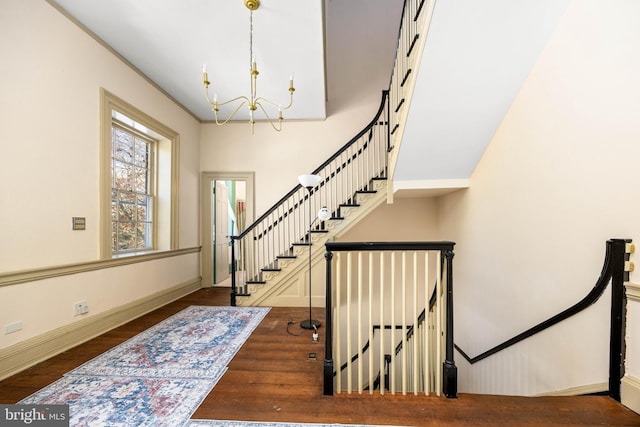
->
xmin=338 ymin=197 xmax=439 ymax=242
xmin=0 ymin=1 xmax=201 ymax=350
xmin=200 ymin=102 xmax=384 ymax=216
xmin=437 ymin=0 xmax=640 ymax=396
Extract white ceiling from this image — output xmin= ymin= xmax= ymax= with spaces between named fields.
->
xmin=48 ymin=0 xmax=403 ymax=123
xmin=395 ymin=0 xmax=570 ymax=182
xmin=48 ymin=0 xmax=571 ymax=189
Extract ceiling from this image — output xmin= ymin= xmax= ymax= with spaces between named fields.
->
xmin=395 ymin=0 xmax=570 ymax=182
xmin=48 ymin=0 xmax=403 ymax=123
xmin=49 ymin=0 xmax=570 ymax=189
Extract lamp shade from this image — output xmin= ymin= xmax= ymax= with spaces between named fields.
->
xmin=317 ymin=206 xmax=331 ymax=221
xmin=298 ymin=174 xmax=322 ymax=188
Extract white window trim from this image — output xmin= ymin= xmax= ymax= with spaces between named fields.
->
xmin=100 ymin=89 xmax=180 ymax=258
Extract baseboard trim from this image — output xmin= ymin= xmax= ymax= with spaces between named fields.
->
xmin=534 ymin=382 xmax=608 ymax=397
xmin=622 ymin=375 xmax=640 ymax=414
xmin=0 ymin=278 xmax=202 ymax=381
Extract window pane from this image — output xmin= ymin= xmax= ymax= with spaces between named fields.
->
xmin=118 ymin=192 xmax=136 ymax=222
xmin=137 ymin=195 xmax=149 ymax=222
xmin=134 ymin=166 xmax=147 ymax=193
xmin=118 ymin=222 xmax=136 ymax=250
xmin=113 ymin=129 xmax=133 ymax=163
xmin=136 ymin=223 xmax=149 ymax=249
xmin=113 ymin=160 xmax=133 ymax=191
xmin=134 ymin=137 xmax=148 ymax=167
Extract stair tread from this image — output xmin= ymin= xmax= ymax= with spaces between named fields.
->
xmin=234 ymin=177 xmax=388 ymax=305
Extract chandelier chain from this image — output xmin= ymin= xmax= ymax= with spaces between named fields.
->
xmin=249 ymin=10 xmax=254 ymax=71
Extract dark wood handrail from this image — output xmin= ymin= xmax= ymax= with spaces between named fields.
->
xmin=454 ymin=239 xmax=626 ymax=364
xmin=325 ymin=241 xmax=454 ymax=252
xmin=453 ymin=239 xmax=630 ymax=402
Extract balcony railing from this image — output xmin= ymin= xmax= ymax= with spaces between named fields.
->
xmin=323 ymin=241 xmax=457 ymax=397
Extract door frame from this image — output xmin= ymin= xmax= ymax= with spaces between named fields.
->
xmin=201 ymin=171 xmax=255 ymax=287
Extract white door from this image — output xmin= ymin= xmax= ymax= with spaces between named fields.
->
xmin=214 ymin=181 xmax=230 ymax=284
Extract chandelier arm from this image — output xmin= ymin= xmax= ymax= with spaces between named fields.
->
xmin=215 ymin=95 xmax=251 ymax=107
xmin=204 ymin=87 xmax=213 ymax=105
xmin=255 ymin=102 xmax=283 ymax=132
xmin=213 ymin=100 xmax=249 ymax=126
xmin=254 ymin=91 xmax=294 ymax=111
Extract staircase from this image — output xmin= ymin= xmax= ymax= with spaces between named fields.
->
xmin=230 ymin=0 xmax=435 ymax=307
xmin=230 ymin=90 xmax=392 ymax=307
xmin=235 ymin=178 xmax=388 ymax=306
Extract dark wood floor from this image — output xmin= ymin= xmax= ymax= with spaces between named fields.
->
xmin=1 ymin=287 xmax=639 ymax=426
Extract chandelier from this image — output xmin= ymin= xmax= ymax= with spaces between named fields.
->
xmin=202 ymin=0 xmax=295 ymax=133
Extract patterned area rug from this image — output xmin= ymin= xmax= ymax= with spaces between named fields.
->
xmin=20 ymin=375 xmax=219 ymax=426
xmin=20 ymin=306 xmax=270 ymax=427
xmin=69 ymin=306 xmax=268 ymax=379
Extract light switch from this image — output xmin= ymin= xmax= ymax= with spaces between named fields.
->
xmin=72 ymin=217 xmax=86 ymax=230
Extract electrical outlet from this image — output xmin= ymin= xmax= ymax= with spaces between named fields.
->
xmin=4 ymin=321 xmax=22 ymax=335
xmin=74 ymin=301 xmax=89 ymax=316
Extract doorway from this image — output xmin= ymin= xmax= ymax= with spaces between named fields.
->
xmin=201 ymin=172 xmax=255 ymax=287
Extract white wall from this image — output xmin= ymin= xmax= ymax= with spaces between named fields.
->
xmin=339 ymin=197 xmax=439 ymax=243
xmin=0 ymin=1 xmax=201 ymax=350
xmin=200 ymin=105 xmax=384 ymax=216
xmin=437 ymin=0 xmax=640 ymax=396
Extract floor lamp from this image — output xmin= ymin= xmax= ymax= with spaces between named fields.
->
xmin=298 ymin=174 xmax=331 ymax=330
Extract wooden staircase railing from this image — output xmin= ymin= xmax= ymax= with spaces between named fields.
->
xmin=230 ymin=93 xmax=390 ymax=305
xmin=323 ymin=241 xmax=457 ymax=397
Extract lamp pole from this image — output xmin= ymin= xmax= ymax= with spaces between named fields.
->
xmin=298 ymin=174 xmax=325 ymax=330
xmin=301 ymin=184 xmax=321 ymax=330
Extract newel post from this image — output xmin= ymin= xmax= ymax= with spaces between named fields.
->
xmin=609 ymin=238 xmax=631 ymax=402
xmin=443 ymin=248 xmax=458 ymax=398
xmin=230 ymin=237 xmax=237 ymax=307
xmin=323 ymin=249 xmax=334 ymax=395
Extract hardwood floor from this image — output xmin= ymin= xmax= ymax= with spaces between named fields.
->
xmin=1 ymin=287 xmax=639 ymax=426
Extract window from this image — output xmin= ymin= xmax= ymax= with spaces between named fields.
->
xmin=111 ymin=121 xmax=155 ymax=253
xmin=101 ymin=89 xmax=179 ymax=258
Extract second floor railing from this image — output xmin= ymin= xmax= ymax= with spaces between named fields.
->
xmin=323 ymin=241 xmax=457 ymax=397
